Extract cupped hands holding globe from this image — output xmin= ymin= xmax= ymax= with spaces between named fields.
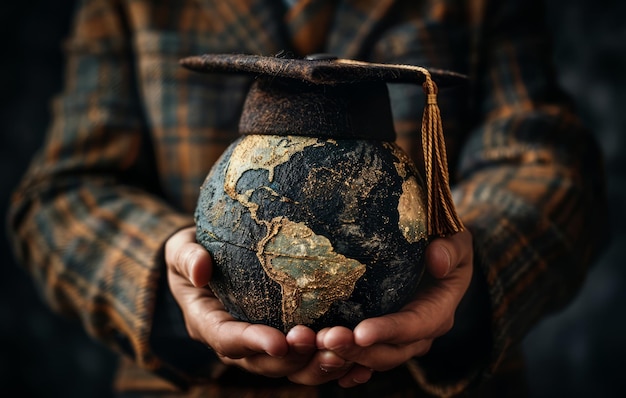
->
xmin=165 ymin=226 xmax=473 ymax=387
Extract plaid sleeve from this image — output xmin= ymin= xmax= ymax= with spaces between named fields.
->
xmin=7 ymin=0 xmax=195 ymax=378
xmin=409 ymin=0 xmax=609 ymax=395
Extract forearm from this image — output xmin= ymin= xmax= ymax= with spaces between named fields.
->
xmin=9 ymin=172 xmax=193 ymax=364
xmin=408 ymin=0 xmax=608 ymax=393
xmin=454 ymin=106 xmax=608 ymax=368
xmin=7 ymin=0 xmax=197 ymax=374
xmin=405 ymin=107 xmax=607 ymax=396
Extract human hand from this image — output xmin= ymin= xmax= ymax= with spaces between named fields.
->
xmin=165 ymin=227 xmax=356 ymax=383
xmin=312 ymin=230 xmax=474 ymax=388
xmin=165 ymin=227 xmax=323 ymax=378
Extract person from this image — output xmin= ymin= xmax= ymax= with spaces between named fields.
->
xmin=7 ymin=0 xmax=608 ymax=396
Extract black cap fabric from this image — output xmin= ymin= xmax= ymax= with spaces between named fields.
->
xmin=179 ymin=53 xmax=467 ymax=87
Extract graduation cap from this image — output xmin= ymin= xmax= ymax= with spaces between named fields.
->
xmin=185 ymin=54 xmax=468 ymax=331
xmin=181 ymin=53 xmax=464 ymax=239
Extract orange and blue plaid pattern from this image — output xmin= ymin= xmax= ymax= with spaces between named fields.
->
xmin=8 ymin=0 xmax=608 ymax=396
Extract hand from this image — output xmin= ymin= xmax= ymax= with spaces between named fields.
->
xmin=165 ymin=227 xmax=355 ymax=383
xmin=165 ymin=227 xmax=319 ymax=378
xmin=313 ymin=230 xmax=474 ymax=388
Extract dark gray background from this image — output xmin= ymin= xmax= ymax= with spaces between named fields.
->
xmin=1 ymin=1 xmax=624 ymax=397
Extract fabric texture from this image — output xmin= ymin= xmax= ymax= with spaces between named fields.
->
xmin=8 ymin=0 xmax=608 ymax=396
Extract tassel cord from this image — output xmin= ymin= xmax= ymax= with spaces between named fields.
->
xmin=335 ymin=59 xmax=464 ymax=237
xmin=417 ymin=67 xmax=465 ymax=238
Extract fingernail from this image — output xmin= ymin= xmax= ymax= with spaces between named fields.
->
xmin=438 ymin=245 xmax=451 ymax=276
xmin=353 ymin=369 xmax=374 ymax=384
xmin=320 ymin=359 xmax=353 ymax=373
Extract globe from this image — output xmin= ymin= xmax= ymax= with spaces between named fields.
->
xmin=195 ymin=133 xmax=427 ymax=333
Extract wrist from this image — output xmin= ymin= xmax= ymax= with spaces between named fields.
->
xmin=413 ymin=248 xmax=492 ymax=385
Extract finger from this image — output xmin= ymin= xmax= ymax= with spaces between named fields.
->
xmin=288 ymin=350 xmax=353 ymax=385
xmin=334 ymin=339 xmax=433 ymax=372
xmin=165 ymin=227 xmax=213 ymax=286
xmin=221 ymin=344 xmax=314 ymax=379
xmin=175 ymin=288 xmax=288 ymax=359
xmin=209 ymin=321 xmax=290 ymax=360
xmin=337 ymin=365 xmax=374 ymax=388
xmin=353 ymin=262 xmax=472 ymax=346
xmin=426 ymin=240 xmax=452 ymax=279
xmin=352 ymin=307 xmax=441 ymax=347
xmin=315 ymin=327 xmax=332 ymax=349
xmin=320 ymin=326 xmax=433 ymax=372
xmin=318 ymin=326 xmax=366 ymax=366
xmin=318 ymin=326 xmax=354 ymax=351
xmin=426 ymin=230 xmax=472 ymax=278
xmin=219 ymin=348 xmax=311 ymax=379
xmin=179 ymin=296 xmax=311 ymax=378
xmin=286 ymin=325 xmax=317 ymax=355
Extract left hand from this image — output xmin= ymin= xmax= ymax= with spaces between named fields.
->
xmin=293 ymin=230 xmax=473 ymax=388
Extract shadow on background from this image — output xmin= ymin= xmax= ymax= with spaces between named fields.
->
xmin=0 ymin=2 xmax=117 ymax=398
xmin=0 ymin=1 xmax=623 ymax=397
xmin=522 ymin=3 xmax=626 ymax=398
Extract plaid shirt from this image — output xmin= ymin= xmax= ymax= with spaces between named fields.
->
xmin=8 ymin=0 xmax=608 ymax=396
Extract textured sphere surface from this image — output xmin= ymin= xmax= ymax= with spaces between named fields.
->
xmin=195 ymin=135 xmax=428 ymax=333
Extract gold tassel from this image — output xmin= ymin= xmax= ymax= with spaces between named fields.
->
xmin=334 ymin=59 xmax=464 ymax=237
xmin=415 ymin=67 xmax=465 ymax=237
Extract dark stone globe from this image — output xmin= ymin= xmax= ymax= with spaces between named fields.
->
xmin=195 ymin=134 xmax=428 ymax=333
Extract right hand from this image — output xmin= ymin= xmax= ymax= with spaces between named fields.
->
xmin=164 ymin=226 xmax=353 ymax=381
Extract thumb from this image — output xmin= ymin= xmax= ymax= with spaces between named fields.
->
xmin=425 ymin=230 xmax=472 ymax=279
xmin=165 ymin=226 xmax=213 ymax=287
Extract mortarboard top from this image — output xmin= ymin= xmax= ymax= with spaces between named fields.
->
xmin=179 ymin=53 xmax=467 ymax=142
xmin=180 ymin=53 xmax=467 ymax=88
xmin=181 ymin=53 xmax=465 ymax=236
